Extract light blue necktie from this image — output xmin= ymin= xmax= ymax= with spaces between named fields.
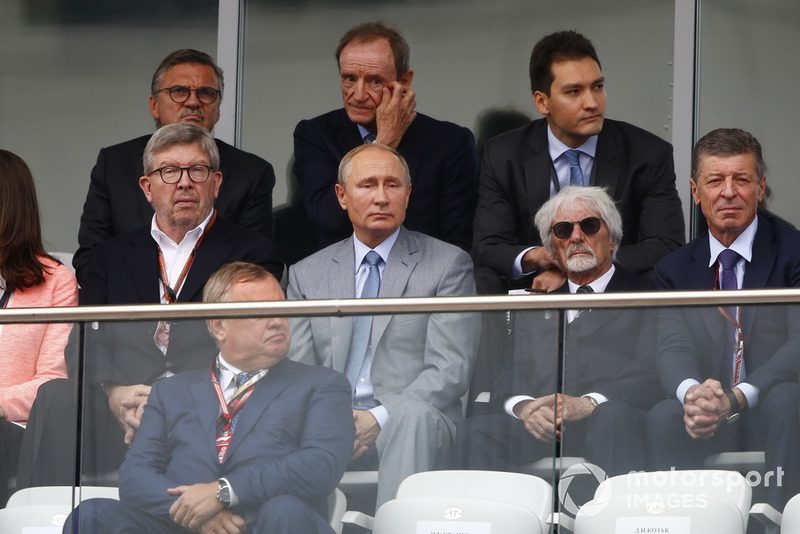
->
xmin=564 ymin=149 xmax=585 ymax=187
xmin=345 ymin=251 xmax=382 ymax=389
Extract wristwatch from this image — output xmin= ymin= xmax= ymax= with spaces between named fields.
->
xmin=216 ymin=478 xmax=231 ymax=507
xmin=724 ymin=388 xmax=741 ymax=423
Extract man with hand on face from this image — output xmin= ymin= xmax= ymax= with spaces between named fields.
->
xmin=472 ymin=30 xmax=684 ymax=294
xmin=74 ymin=48 xmax=276 ymax=287
xmin=456 ymin=186 xmax=660 ymax=476
xmin=293 ymin=21 xmax=478 ymax=252
xmin=16 ymin=123 xmax=283 ymax=489
xmin=648 ymin=128 xmax=800 ymax=509
xmin=288 ymin=143 xmax=479 ymax=507
xmin=66 ymin=262 xmax=354 ymax=534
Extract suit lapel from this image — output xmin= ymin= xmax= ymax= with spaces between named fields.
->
xmin=331 ymin=239 xmax=356 ymax=372
xmin=742 ymin=217 xmax=777 ymax=343
xmin=372 ymin=228 xmax=418 ymax=345
xmin=188 ymin=371 xmax=222 ymax=461
xmin=179 ymin=220 xmax=233 ymax=303
xmin=124 ymin=232 xmax=161 ymax=303
xmin=226 ymin=359 xmax=295 ymax=460
xmin=685 ymin=236 xmax=728 ymax=351
xmin=525 ymin=124 xmax=554 ymax=233
xmin=593 ymin=126 xmax=622 ymax=199
xmin=335 ymin=111 xmax=364 ymax=156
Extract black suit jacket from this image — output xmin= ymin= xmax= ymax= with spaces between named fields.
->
xmin=74 ymin=134 xmax=276 ymax=286
xmin=655 ymin=214 xmax=800 ymax=396
xmin=293 ymin=108 xmax=478 ymax=251
xmin=473 ymin=118 xmax=685 ymax=289
xmin=80 ymin=217 xmax=284 ymax=386
xmin=492 ymin=266 xmax=662 ymax=412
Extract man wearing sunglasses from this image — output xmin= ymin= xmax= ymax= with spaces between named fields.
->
xmin=472 ymin=30 xmax=685 ymax=295
xmin=456 ymin=186 xmax=661 ymax=477
xmin=73 ymin=49 xmax=276 ymax=287
xmin=648 ymin=128 xmax=800 ymax=510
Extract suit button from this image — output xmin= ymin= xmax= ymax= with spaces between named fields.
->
xmin=165 ymin=361 xmax=173 ymax=368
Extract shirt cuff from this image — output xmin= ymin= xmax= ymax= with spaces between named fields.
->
xmin=220 ymin=477 xmax=239 ymax=508
xmin=582 ymin=392 xmax=608 ymax=405
xmin=677 ymin=378 xmax=701 ymax=403
xmin=505 ymin=395 xmax=535 ymax=417
xmin=735 ymin=382 xmax=759 ymax=409
xmin=369 ymin=405 xmax=390 ymax=428
xmin=512 ymin=247 xmax=538 ymax=280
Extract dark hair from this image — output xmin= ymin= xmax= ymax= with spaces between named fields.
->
xmin=143 ymin=123 xmax=220 ymax=173
xmin=691 ymin=128 xmax=766 ymax=179
xmin=529 ymin=30 xmax=601 ymax=95
xmin=151 ymin=49 xmax=224 ymax=97
xmin=0 ymin=150 xmax=56 ymax=291
xmin=335 ymin=21 xmax=411 ymax=78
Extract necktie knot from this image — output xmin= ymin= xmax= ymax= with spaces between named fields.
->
xmin=364 ymin=133 xmax=377 ymax=144
xmin=564 ymin=149 xmax=585 ymax=187
xmin=718 ymin=249 xmax=740 ymax=270
xmin=364 ymin=250 xmax=381 ymax=268
xmin=576 ymin=285 xmax=594 ymax=294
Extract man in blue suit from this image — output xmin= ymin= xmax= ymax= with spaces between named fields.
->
xmin=293 ymin=21 xmax=478 ymax=251
xmin=67 ymin=262 xmax=354 ymax=534
xmin=648 ymin=128 xmax=800 ymax=509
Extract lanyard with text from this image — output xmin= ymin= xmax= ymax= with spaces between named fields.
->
xmin=714 ymin=264 xmax=744 ymax=385
xmin=211 ymin=364 xmax=267 ymax=464
xmin=157 ymin=211 xmax=217 ymax=303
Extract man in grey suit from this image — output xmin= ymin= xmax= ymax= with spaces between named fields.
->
xmin=287 ymin=143 xmax=479 ymax=507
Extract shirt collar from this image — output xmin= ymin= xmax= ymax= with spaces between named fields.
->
xmin=707 ymin=216 xmax=758 ymax=267
xmin=150 ymin=209 xmax=215 ymax=248
xmin=357 ymin=124 xmax=375 ymax=143
xmin=567 ymin=264 xmax=616 ymax=294
xmin=352 ymin=227 xmax=401 ymax=273
xmin=547 ymin=124 xmax=598 ymax=162
xmin=217 ymin=353 xmax=268 ymax=389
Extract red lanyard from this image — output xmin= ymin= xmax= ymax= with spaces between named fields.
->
xmin=210 ymin=363 xmax=266 ymax=463
xmin=714 ymin=264 xmax=744 ymax=385
xmin=157 ymin=211 xmax=217 ymax=303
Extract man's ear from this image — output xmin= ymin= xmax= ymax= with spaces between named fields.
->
xmin=399 ymin=70 xmax=414 ymax=86
xmin=335 ymin=183 xmax=348 ymax=211
xmin=209 ymin=318 xmax=226 ymax=343
xmin=139 ymin=176 xmax=153 ymax=203
xmin=533 ymin=91 xmax=550 ymax=116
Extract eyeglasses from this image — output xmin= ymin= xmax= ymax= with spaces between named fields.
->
xmin=148 ymin=165 xmax=214 ymax=184
xmin=153 ymin=86 xmax=221 ymax=105
xmin=550 ymin=217 xmax=604 ymax=239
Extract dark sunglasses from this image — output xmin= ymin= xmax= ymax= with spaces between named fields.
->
xmin=550 ymin=217 xmax=604 ymax=240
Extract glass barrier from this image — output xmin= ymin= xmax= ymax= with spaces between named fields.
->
xmin=0 ymin=292 xmax=796 ymax=533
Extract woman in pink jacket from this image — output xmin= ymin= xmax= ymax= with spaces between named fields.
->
xmin=0 ymin=149 xmax=78 ymax=505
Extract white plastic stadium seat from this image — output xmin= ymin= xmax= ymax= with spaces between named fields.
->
xmin=573 ymin=470 xmax=752 ymax=534
xmin=342 ymin=469 xmax=553 ymax=534
xmin=0 ymin=486 xmax=119 ymax=533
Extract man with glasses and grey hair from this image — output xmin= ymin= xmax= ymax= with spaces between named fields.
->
xmin=17 ymin=123 xmax=283 ymax=489
xmin=74 ymin=48 xmax=277 ymax=287
xmin=456 ymin=186 xmax=660 ymax=477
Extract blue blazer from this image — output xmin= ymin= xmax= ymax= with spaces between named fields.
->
xmin=654 ymin=214 xmax=800 ymax=396
xmin=119 ymin=358 xmax=355 ymax=521
xmin=293 ymin=109 xmax=478 ymax=251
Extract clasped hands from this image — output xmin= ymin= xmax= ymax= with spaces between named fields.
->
xmin=683 ymin=379 xmax=743 ymax=440
xmin=514 ymin=393 xmax=597 ymax=442
xmin=168 ymin=482 xmax=247 ymax=534
xmin=104 ymin=382 xmax=151 ymax=446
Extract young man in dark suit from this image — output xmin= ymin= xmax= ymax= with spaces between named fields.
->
xmin=472 ymin=30 xmax=685 ymax=294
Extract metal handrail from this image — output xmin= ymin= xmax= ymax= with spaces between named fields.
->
xmin=1 ymin=288 xmax=800 ymax=323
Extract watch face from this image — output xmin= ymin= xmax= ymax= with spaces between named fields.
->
xmin=218 ymin=481 xmax=231 ymax=503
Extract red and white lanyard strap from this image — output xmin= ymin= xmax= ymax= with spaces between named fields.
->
xmin=714 ymin=264 xmax=744 ymax=385
xmin=211 ymin=364 xmax=267 ymax=464
xmin=157 ymin=211 xmax=217 ymax=303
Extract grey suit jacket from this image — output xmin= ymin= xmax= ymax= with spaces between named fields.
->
xmin=286 ymin=227 xmax=479 ymax=424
